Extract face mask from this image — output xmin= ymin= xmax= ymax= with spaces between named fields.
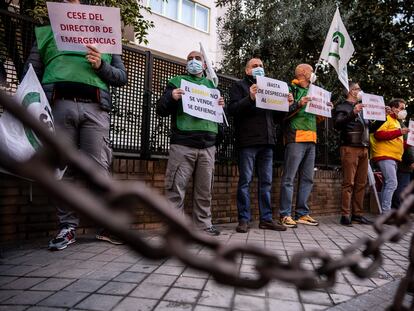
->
xmin=309 ymin=72 xmax=317 ymax=84
xmin=251 ymin=67 xmax=265 ymax=78
xmin=398 ymin=110 xmax=407 ymax=120
xmin=187 ymin=59 xmax=203 ymax=75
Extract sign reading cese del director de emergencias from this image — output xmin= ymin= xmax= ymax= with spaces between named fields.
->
xmin=46 ymin=2 xmax=122 ymax=54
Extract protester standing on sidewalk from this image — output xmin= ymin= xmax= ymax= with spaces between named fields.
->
xmin=392 ymin=118 xmax=414 ymax=209
xmin=333 ymin=82 xmax=372 ymax=226
xmin=25 ymin=0 xmax=127 ymax=250
xmin=156 ymin=50 xmax=224 ymax=236
xmin=279 ymin=64 xmax=322 ymax=228
xmin=228 ymin=57 xmax=289 ymax=233
xmin=370 ymin=98 xmax=408 ymax=214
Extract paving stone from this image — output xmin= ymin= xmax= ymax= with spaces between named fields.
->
xmin=4 ymin=290 xmax=53 ymax=305
xmin=143 ymin=274 xmax=177 ymax=286
xmin=38 ymin=291 xmax=88 ymax=308
xmin=26 ymin=307 xmax=67 ymax=311
xmin=0 ymin=306 xmax=27 ymax=311
xmin=0 ymin=289 xmax=22 ymax=302
xmin=0 ymin=276 xmax=17 ymax=287
xmin=113 ymin=272 xmax=147 ymax=283
xmin=31 ymin=278 xmax=76 ymax=291
xmin=84 ymin=269 xmax=122 ymax=281
xmin=112 ymin=297 xmax=158 ymax=311
xmin=233 ymin=294 xmax=266 ymax=311
xmin=0 ymin=265 xmax=38 ymax=276
xmin=130 ymin=283 xmax=169 ymax=299
xmin=352 ymin=285 xmax=374 ymax=294
xmin=163 ymin=288 xmax=199 ymax=304
xmin=154 ymin=265 xmax=185 ymax=276
xmin=303 ymin=303 xmax=329 ymax=311
xmin=329 ymin=293 xmax=352 ymax=305
xmin=300 ymin=290 xmax=333 ymax=306
xmin=174 ymin=276 xmax=206 ymax=289
xmin=127 ymin=264 xmax=159 ymax=273
xmin=0 ymin=277 xmax=46 ymax=290
xmin=193 ymin=306 xmax=227 ymax=311
xmin=154 ymin=301 xmax=193 ymax=310
xmin=198 ymin=280 xmax=234 ymax=308
xmin=269 ymin=299 xmax=303 ymax=311
xmin=267 ymin=284 xmax=299 ymax=301
xmin=97 ymin=281 xmax=137 ymax=295
xmin=75 ymin=293 xmax=123 ymax=311
xmin=64 ymin=279 xmax=107 ymax=292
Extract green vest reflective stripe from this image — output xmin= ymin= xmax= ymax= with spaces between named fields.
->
xmin=35 ymin=25 xmax=112 ymax=91
xmin=169 ymin=75 xmax=218 ymax=134
xmin=289 ymin=85 xmax=317 ymax=132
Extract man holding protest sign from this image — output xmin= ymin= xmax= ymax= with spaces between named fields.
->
xmin=370 ymin=98 xmax=408 ymax=214
xmin=228 ymin=57 xmax=289 ymax=233
xmin=156 ymin=50 xmax=224 ymax=236
xmin=24 ymin=0 xmax=127 ymax=250
xmin=333 ymin=82 xmax=372 ymax=226
xmin=279 ymin=64 xmax=322 ymax=228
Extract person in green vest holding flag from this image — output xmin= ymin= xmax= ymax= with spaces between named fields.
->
xmin=279 ymin=64 xmax=322 ymax=228
xmin=24 ymin=0 xmax=127 ymax=250
xmin=156 ymin=50 xmax=224 ymax=236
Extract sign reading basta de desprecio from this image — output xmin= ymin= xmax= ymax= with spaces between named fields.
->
xmin=46 ymin=2 xmax=122 ymax=54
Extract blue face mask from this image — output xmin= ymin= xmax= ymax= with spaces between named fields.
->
xmin=251 ymin=67 xmax=265 ymax=78
xmin=187 ymin=59 xmax=203 ymax=75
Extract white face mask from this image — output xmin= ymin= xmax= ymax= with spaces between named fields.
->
xmin=310 ymin=72 xmax=317 ymax=84
xmin=398 ymin=110 xmax=407 ymax=120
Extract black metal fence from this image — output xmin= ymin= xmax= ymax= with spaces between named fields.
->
xmin=0 ymin=8 xmax=340 ymax=167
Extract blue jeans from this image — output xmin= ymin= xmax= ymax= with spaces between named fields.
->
xmin=280 ymin=142 xmax=315 ymax=218
xmin=392 ymin=171 xmax=411 ymax=209
xmin=377 ymin=160 xmax=398 ymax=213
xmin=237 ymin=146 xmax=273 ymax=222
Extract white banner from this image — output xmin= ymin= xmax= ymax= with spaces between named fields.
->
xmin=181 ymin=80 xmax=223 ymax=123
xmin=406 ymin=120 xmax=414 ymax=147
xmin=319 ymin=8 xmax=355 ymax=91
xmin=255 ymin=76 xmax=289 ymax=112
xmin=304 ymin=84 xmax=332 ymax=118
xmin=362 ymin=93 xmax=386 ymax=121
xmin=0 ymin=64 xmax=53 ymax=163
xmin=47 ymin=2 xmax=122 ymax=54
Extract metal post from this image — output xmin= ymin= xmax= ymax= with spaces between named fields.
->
xmin=140 ymin=50 xmax=153 ymax=159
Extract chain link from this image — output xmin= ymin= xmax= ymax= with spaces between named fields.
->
xmin=1 ymin=90 xmax=414 ymax=309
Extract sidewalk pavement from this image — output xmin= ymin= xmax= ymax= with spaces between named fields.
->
xmin=0 ymin=216 xmax=412 ymax=311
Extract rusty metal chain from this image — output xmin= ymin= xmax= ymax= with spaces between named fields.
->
xmin=1 ymin=90 xmax=414 ymax=309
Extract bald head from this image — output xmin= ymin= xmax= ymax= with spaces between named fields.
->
xmin=187 ymin=51 xmax=204 ymax=63
xmin=295 ymin=64 xmax=313 ymax=78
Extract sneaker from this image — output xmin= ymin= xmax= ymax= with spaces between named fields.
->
xmin=236 ymin=221 xmax=249 ymax=233
xmin=340 ymin=215 xmax=353 ymax=227
xmin=351 ymin=215 xmax=373 ymax=225
xmin=204 ymin=226 xmax=220 ymax=236
xmin=48 ymin=227 xmax=76 ymax=251
xmin=279 ymin=216 xmax=297 ymax=228
xmin=259 ymin=220 xmax=287 ymax=231
xmin=297 ymin=215 xmax=319 ymax=226
xmin=96 ymin=230 xmax=124 ymax=245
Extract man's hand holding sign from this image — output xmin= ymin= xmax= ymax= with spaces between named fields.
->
xmin=304 ymin=84 xmax=332 ymax=118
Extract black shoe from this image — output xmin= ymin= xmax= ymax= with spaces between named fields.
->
xmin=259 ymin=220 xmax=287 ymax=231
xmin=204 ymin=226 xmax=220 ymax=236
xmin=351 ymin=215 xmax=373 ymax=225
xmin=340 ymin=216 xmax=353 ymax=226
xmin=236 ymin=221 xmax=249 ymax=233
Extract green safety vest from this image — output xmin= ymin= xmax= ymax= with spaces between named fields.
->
xmin=35 ymin=25 xmax=112 ymax=91
xmin=289 ymin=84 xmax=317 ymax=132
xmin=169 ymin=75 xmax=218 ymax=134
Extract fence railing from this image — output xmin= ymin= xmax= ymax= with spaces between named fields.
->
xmin=0 ymin=8 xmax=341 ymax=167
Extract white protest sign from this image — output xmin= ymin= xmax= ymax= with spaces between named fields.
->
xmin=255 ymin=76 xmax=289 ymax=112
xmin=181 ymin=80 xmax=223 ymax=123
xmin=407 ymin=120 xmax=414 ymax=147
xmin=305 ymin=84 xmax=332 ymax=118
xmin=362 ymin=93 xmax=386 ymax=121
xmin=47 ymin=2 xmax=122 ymax=54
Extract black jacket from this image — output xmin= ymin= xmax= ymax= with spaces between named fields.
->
xmin=156 ymin=80 xmax=216 ymax=149
xmin=228 ymin=77 xmax=282 ymax=148
xmin=333 ymin=100 xmax=369 ymax=147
